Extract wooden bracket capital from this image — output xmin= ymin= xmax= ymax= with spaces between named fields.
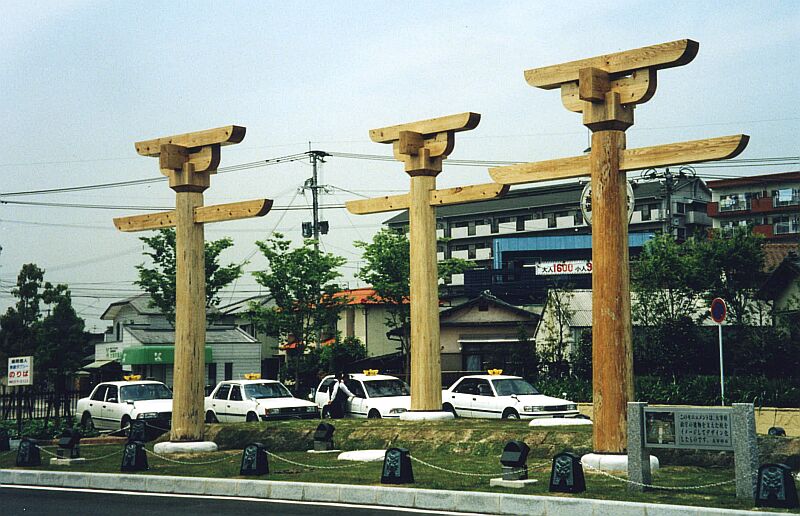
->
xmin=583 ymin=91 xmax=634 ymax=132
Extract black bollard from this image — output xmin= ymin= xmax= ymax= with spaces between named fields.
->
xmin=313 ymin=422 xmax=335 ymax=451
xmin=240 ymin=442 xmax=269 ymax=476
xmin=0 ymin=428 xmax=10 ymax=452
xmin=16 ymin=438 xmax=41 ymax=467
xmin=120 ymin=441 xmax=148 ymax=472
xmin=381 ymin=447 xmax=413 ymax=484
xmin=756 ymin=463 xmax=799 ymax=509
xmin=549 ymin=451 xmax=585 ymax=493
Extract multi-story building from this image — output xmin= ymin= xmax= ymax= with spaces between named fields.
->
xmin=706 ymin=171 xmax=800 ymax=241
xmin=385 ymin=177 xmax=712 ymax=305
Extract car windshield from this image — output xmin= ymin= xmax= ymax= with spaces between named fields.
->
xmin=363 ymin=379 xmax=410 ymax=398
xmin=244 ymin=382 xmax=292 ymax=399
xmin=491 ymin=379 xmax=540 ymax=396
xmin=120 ymin=383 xmax=172 ymax=402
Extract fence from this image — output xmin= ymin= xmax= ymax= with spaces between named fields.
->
xmin=0 ymin=387 xmax=84 ymax=422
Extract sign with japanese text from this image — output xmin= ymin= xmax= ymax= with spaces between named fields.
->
xmin=644 ymin=407 xmax=733 ymax=451
xmin=533 ymin=260 xmax=593 ymax=275
xmin=8 ymin=356 xmax=34 ymax=386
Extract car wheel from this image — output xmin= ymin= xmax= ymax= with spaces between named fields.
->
xmin=502 ymin=409 xmax=520 ymax=420
xmin=121 ymin=415 xmax=132 ymax=436
xmin=368 ymin=409 xmax=381 ymax=419
xmin=205 ymin=411 xmax=219 ymax=424
xmin=575 ymin=414 xmax=591 ymax=420
xmin=81 ymin=412 xmax=96 ymax=434
xmin=246 ymin=412 xmax=259 ymax=422
xmin=443 ymin=403 xmax=458 ymax=418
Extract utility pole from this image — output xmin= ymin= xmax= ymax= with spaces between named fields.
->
xmin=303 ymin=150 xmax=330 ymax=250
xmin=642 ymin=166 xmax=695 ymax=237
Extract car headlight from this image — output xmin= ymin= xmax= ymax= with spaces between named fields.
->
xmin=567 ymin=404 xmax=577 ymax=411
xmin=389 ymin=408 xmax=407 ymax=414
xmin=524 ymin=406 xmax=546 ymax=412
xmin=137 ymin=412 xmax=159 ymax=419
xmin=265 ymin=408 xmax=281 ymax=415
xmin=306 ymin=406 xmax=317 ymax=412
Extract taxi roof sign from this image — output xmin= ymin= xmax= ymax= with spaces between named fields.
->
xmin=244 ymin=373 xmax=261 ymax=380
xmin=362 ymin=369 xmax=379 ymax=376
xmin=487 ymin=369 xmax=503 ymax=376
xmin=123 ymin=374 xmax=142 ymax=381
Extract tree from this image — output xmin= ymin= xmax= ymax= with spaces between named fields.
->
xmin=355 ymin=228 xmax=475 ymax=376
xmin=249 ymin=233 xmax=348 ymax=390
xmin=631 ymin=233 xmax=704 ymax=326
xmin=695 ymin=228 xmax=767 ymax=325
xmin=134 ymin=228 xmax=244 ymax=324
xmin=0 ymin=264 xmax=87 ymax=402
xmin=539 ymin=286 xmax=575 ymax=377
xmin=320 ymin=335 xmax=368 ymax=374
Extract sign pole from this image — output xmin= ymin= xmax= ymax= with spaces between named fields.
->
xmin=718 ymin=323 xmax=725 ymax=406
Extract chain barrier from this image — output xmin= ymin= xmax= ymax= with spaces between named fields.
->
xmin=144 ymin=447 xmax=241 ymax=466
xmin=265 ymin=450 xmax=383 ymax=470
xmin=408 ymin=455 xmax=547 ymax=478
xmin=579 ymin=460 xmax=738 ymax=491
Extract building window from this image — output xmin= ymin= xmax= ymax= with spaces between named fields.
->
xmin=773 ymin=188 xmax=800 ymax=207
xmin=468 ymin=245 xmax=476 ymax=259
xmin=675 ymin=202 xmax=686 ymax=214
xmin=574 ymin=211 xmax=583 ymax=225
xmin=208 ymin=363 xmax=217 ymax=387
xmin=774 ymin=215 xmax=799 ymax=235
xmin=516 ymin=216 xmax=528 ymax=231
xmin=468 ymin=221 xmax=476 ymax=236
xmin=224 ymin=362 xmax=233 ymax=381
xmin=641 ymin=205 xmax=651 ymax=221
xmin=719 ymin=192 xmax=756 ymax=212
xmin=547 ymin=212 xmax=556 ymax=228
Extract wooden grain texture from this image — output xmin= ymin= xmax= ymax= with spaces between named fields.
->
xmin=170 ymin=190 xmax=207 ymax=442
xmin=525 ymin=39 xmax=698 ymax=89
xmin=590 ymin=130 xmax=633 ymax=454
xmin=370 ymin=112 xmax=480 ymax=143
xmin=136 ymin=125 xmax=245 ymax=156
xmin=488 ymin=135 xmax=748 ymax=185
xmin=561 ymin=68 xmax=657 ymax=112
xmin=114 ymin=211 xmax=177 ymax=232
xmin=408 ymin=175 xmax=442 ymax=411
xmin=346 ymin=183 xmax=508 ymax=214
xmin=193 ymin=199 xmax=273 ymax=224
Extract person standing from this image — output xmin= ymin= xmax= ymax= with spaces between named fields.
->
xmin=328 ymin=372 xmax=354 ymax=419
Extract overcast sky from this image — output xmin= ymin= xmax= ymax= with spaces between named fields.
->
xmin=2 ymin=1 xmax=798 ymax=332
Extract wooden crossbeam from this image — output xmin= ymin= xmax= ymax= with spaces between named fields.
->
xmin=114 ymin=199 xmax=272 ymax=232
xmin=345 ymin=183 xmax=508 ymax=215
xmin=135 ymin=126 xmax=246 ymax=156
xmin=369 ymin=113 xmax=480 ymax=143
xmin=525 ymin=39 xmax=699 ymax=90
xmin=489 ymin=134 xmax=749 ymax=185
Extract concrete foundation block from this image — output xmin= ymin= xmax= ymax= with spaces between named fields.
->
xmin=268 ymin=480 xmax=304 ymax=501
xmin=303 ymin=482 xmax=340 ymax=502
xmin=339 ymin=485 xmax=378 ymax=505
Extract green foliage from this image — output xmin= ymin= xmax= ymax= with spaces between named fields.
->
xmin=540 ymin=287 xmax=575 ymax=373
xmin=0 ymin=416 xmax=77 ymax=440
xmin=135 ymin=228 xmax=244 ymax=324
xmin=249 ymin=233 xmax=347 ymax=388
xmin=319 ymin=335 xmax=367 ymax=375
xmin=355 ymin=228 xmax=476 ymax=375
xmin=570 ymin=329 xmax=592 ymax=381
xmin=0 ymin=264 xmax=87 ymax=385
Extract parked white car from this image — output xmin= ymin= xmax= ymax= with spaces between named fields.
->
xmin=442 ymin=374 xmax=579 ymax=419
xmin=205 ymin=379 xmax=319 ymax=423
xmin=77 ymin=380 xmax=173 ymax=432
xmin=313 ymin=372 xmax=411 ymax=419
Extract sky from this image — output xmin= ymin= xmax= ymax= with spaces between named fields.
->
xmin=1 ymin=1 xmax=798 ymax=332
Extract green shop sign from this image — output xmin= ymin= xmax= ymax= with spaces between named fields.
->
xmin=121 ymin=346 xmax=213 ymax=365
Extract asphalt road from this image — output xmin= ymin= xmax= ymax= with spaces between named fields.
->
xmin=0 ymin=485 xmax=488 ymax=516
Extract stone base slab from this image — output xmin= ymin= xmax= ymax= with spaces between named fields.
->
xmin=529 ymin=418 xmax=593 ymax=427
xmin=489 ymin=477 xmax=538 ymax=489
xmin=50 ymin=458 xmax=87 ymax=466
xmin=399 ymin=411 xmax=455 ymax=421
xmin=581 ymin=453 xmax=659 ymax=472
xmin=307 ymin=449 xmax=341 ymax=454
xmin=153 ymin=441 xmax=218 ymax=454
xmin=337 ymin=449 xmax=385 ymax=462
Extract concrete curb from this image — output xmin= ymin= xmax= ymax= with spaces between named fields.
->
xmin=0 ymin=469 xmax=780 ymax=515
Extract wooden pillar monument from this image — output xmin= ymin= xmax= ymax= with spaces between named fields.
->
xmin=346 ymin=113 xmax=507 ymax=414
xmin=114 ymin=126 xmax=273 ymax=447
xmin=490 ymin=40 xmax=748 ymax=454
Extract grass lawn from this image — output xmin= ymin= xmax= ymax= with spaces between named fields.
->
xmin=1 ymin=418 xmax=798 ymax=513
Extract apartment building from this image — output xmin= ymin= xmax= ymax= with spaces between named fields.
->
xmin=706 ymin=171 xmax=800 ymax=241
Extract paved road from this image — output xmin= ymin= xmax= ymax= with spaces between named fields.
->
xmin=0 ymin=485 xmax=488 ymax=516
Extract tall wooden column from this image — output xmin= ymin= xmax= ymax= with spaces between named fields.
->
xmin=408 ymin=174 xmax=441 ymax=410
xmin=172 ymin=179 xmax=207 ymax=441
xmin=114 ymin=126 xmax=274 ymax=444
xmin=488 ymin=40 xmax=749 ymax=454
xmin=345 ymin=113 xmax=509 ymax=412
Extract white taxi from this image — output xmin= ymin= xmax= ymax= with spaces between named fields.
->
xmin=313 ymin=371 xmax=411 ymax=419
xmin=205 ymin=377 xmax=319 ymax=423
xmin=77 ymin=378 xmax=173 ymax=433
xmin=442 ymin=372 xmax=579 ymax=420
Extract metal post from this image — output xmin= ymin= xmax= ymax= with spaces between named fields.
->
xmin=718 ymin=323 xmax=725 ymax=406
xmin=310 ymin=151 xmax=320 ymax=251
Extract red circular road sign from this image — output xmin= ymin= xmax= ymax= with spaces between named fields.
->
xmin=710 ymin=298 xmax=727 ymax=324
